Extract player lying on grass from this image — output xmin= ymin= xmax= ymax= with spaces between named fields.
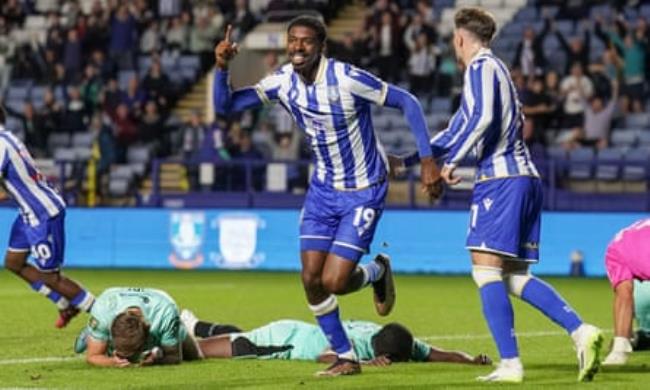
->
xmin=74 ymin=287 xmax=290 ymax=367
xmin=603 ymin=219 xmax=650 ymax=365
xmin=179 ymin=309 xmax=492 ymax=366
xmin=0 ymin=105 xmax=95 ymax=328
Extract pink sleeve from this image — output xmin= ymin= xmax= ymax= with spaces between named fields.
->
xmin=605 ymin=246 xmax=633 ymax=289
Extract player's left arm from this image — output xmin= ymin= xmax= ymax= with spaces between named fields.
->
xmin=441 ymin=61 xmax=497 ymax=184
xmin=425 ymin=346 xmax=492 ymax=365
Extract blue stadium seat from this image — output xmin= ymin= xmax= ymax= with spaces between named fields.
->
xmin=623 ymin=148 xmax=650 ymax=181
xmin=48 ymin=133 xmax=71 ymax=150
xmin=625 ymin=113 xmax=650 ymax=128
xmin=610 ymin=129 xmax=638 ymax=147
xmin=547 ymin=145 xmax=567 ymax=160
xmin=72 ymin=132 xmax=94 ymax=148
xmin=638 ymin=131 xmax=650 ymax=147
xmin=555 ymin=21 xmax=575 ymax=36
xmin=431 ymin=98 xmax=451 ymax=113
xmin=595 ymin=148 xmax=623 ymax=181
xmin=179 ymin=55 xmax=200 ymax=71
xmin=53 ymin=147 xmax=76 ymax=161
xmin=515 ymin=7 xmax=537 ymax=22
xmin=642 ymin=4 xmax=650 ymax=18
xmin=568 ymin=147 xmax=594 ymax=180
xmin=372 ymin=114 xmax=392 ymax=131
xmin=5 ymin=117 xmax=24 ymax=133
xmin=6 ymin=86 xmax=30 ymax=101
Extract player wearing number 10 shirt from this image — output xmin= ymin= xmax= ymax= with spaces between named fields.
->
xmin=213 ymin=16 xmax=441 ymax=376
xmin=0 ymin=106 xmax=94 ymax=328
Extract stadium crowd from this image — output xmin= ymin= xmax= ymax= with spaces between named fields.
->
xmin=2 ymin=0 xmax=650 ymax=199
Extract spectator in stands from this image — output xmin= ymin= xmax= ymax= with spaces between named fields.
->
xmin=543 ymin=70 xmax=563 ymax=129
xmin=589 ymin=48 xmax=622 ymax=99
xmin=63 ymin=86 xmax=87 ymax=134
xmin=139 ymin=100 xmax=168 ymax=155
xmin=4 ymin=101 xmax=48 ymax=157
xmin=62 ymin=0 xmax=82 ymax=29
xmin=1 ymin=0 xmax=25 ymax=29
xmin=329 ymin=32 xmax=363 ymax=67
xmin=110 ymin=103 xmax=138 ymax=163
xmin=80 ymin=65 xmax=103 ymax=112
xmin=121 ymin=77 xmax=146 ymax=117
xmin=415 ymin=0 xmax=436 ymax=26
xmin=371 ymin=11 xmax=402 ymax=83
xmin=89 ymin=50 xmax=113 ymax=82
xmin=560 ymin=62 xmax=594 ymax=128
xmin=596 ymin=16 xmax=646 ymax=113
xmin=522 ymin=77 xmax=555 ymax=146
xmin=39 ymin=88 xmax=63 ymax=141
xmin=46 ymin=28 xmax=65 ymax=62
xmin=179 ymin=110 xmax=206 ymax=161
xmin=403 ymin=13 xmax=436 ymax=54
xmin=83 ymin=15 xmax=110 ymax=55
xmin=63 ymin=29 xmax=83 ymax=83
xmin=563 ymin=80 xmax=619 ymax=150
xmin=142 ymin=60 xmax=172 ymax=111
xmin=407 ymin=32 xmax=436 ymax=111
xmin=101 ymin=78 xmax=122 ymax=113
xmin=513 ymin=20 xmax=550 ymax=78
xmin=89 ymin=112 xmax=116 ymax=176
xmin=140 ymin=20 xmax=163 ymax=55
xmin=109 ymin=4 xmax=138 ymax=70
xmin=189 ymin=16 xmax=219 ymax=71
xmin=366 ymin=0 xmax=400 ymax=30
xmin=230 ymin=131 xmax=264 ymax=191
xmin=436 ymin=38 xmax=458 ymax=97
xmin=12 ymin=44 xmax=41 ymax=81
xmin=166 ymin=15 xmax=190 ymax=54
xmin=554 ymin=19 xmax=591 ymax=75
xmin=227 ymin=0 xmax=257 ymax=42
xmin=0 ymin=18 xmax=14 ymax=95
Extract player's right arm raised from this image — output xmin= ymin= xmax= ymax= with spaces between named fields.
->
xmin=213 ymin=25 xmax=267 ymax=115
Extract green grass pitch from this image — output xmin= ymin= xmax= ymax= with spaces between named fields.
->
xmin=0 ymin=269 xmax=648 ymax=389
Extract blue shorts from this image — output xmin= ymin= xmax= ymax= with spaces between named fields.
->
xmin=300 ymin=180 xmax=387 ymax=262
xmin=466 ymin=177 xmax=542 ymax=262
xmin=8 ymin=212 xmax=66 ymax=272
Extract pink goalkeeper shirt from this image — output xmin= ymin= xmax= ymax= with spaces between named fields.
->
xmin=605 ymin=219 xmax=650 ymax=288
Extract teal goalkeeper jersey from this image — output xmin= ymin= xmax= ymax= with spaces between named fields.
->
xmin=231 ymin=320 xmax=431 ymax=361
xmin=87 ymin=288 xmax=186 ymax=349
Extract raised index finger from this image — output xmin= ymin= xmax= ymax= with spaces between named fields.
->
xmin=224 ymin=24 xmax=232 ymax=43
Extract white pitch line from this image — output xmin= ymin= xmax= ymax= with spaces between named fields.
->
xmin=0 ymin=356 xmax=81 ymax=366
xmin=420 ymin=329 xmax=612 ymax=341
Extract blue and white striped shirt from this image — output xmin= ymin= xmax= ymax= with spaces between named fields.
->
xmin=431 ymin=48 xmax=539 ymax=182
xmin=0 ymin=128 xmax=65 ymax=226
xmin=254 ymin=57 xmax=414 ymax=190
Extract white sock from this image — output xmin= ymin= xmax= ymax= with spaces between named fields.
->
xmin=338 ymin=348 xmax=358 ymax=361
xmin=500 ymin=357 xmax=522 ymax=369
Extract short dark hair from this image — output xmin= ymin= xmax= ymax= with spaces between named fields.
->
xmin=111 ymin=311 xmax=149 ymax=360
xmin=287 ymin=15 xmax=327 ymax=44
xmin=0 ymin=104 xmax=5 ymax=125
xmin=454 ymin=7 xmax=497 ymax=44
xmin=371 ymin=323 xmax=414 ymax=362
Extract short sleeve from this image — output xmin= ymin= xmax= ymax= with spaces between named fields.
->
xmin=158 ymin=307 xmax=182 ymax=347
xmin=87 ymin=314 xmax=110 ymax=342
xmin=411 ymin=339 xmax=432 ymax=362
xmin=340 ymin=64 xmax=388 ymax=106
xmin=605 ymin=245 xmax=634 ymax=289
xmin=254 ymin=69 xmax=285 ymax=105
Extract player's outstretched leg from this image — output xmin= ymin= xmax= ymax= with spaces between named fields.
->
xmin=504 ymin=268 xmax=603 ymax=382
xmin=180 ymin=309 xmax=242 ymax=338
xmin=472 ymin=264 xmax=523 ymax=383
xmin=4 ymin=251 xmax=95 ymax=328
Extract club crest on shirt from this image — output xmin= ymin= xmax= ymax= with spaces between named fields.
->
xmin=210 ymin=213 xmax=265 ymax=269
xmin=169 ymin=212 xmax=205 ymax=269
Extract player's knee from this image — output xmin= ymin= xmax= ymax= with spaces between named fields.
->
xmin=321 ymin=274 xmax=347 ymax=294
xmin=471 ymin=265 xmax=503 ymax=288
xmin=4 ymin=253 xmax=25 ymax=274
xmin=504 ymin=271 xmax=532 ymax=297
xmin=301 ymin=269 xmax=322 ymax=291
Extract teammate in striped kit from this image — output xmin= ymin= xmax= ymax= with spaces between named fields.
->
xmin=0 ymin=106 xmax=94 ymax=327
xmin=214 ymin=16 xmax=442 ymax=376
xmin=396 ymin=8 xmax=603 ymax=383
